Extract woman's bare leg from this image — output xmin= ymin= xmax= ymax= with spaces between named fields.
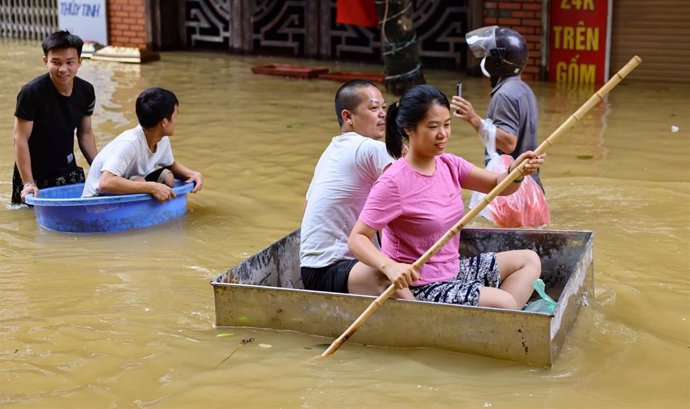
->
xmin=478 ymin=287 xmax=518 ymax=309
xmin=495 ymin=250 xmax=542 ymax=308
xmin=348 ymin=261 xmax=416 ymax=300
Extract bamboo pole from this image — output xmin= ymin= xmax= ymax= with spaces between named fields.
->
xmin=321 ymin=56 xmax=642 ymax=358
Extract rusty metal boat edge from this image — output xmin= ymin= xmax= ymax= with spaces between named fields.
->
xmin=211 ymin=228 xmax=594 ymax=367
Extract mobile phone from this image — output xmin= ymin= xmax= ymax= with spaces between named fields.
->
xmin=456 ymin=81 xmax=462 ymax=98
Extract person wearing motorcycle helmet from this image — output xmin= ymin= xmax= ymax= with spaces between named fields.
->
xmin=451 ymin=26 xmax=543 ymax=191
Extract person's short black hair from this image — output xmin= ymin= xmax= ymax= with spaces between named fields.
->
xmin=334 ymin=79 xmax=378 ymax=127
xmin=42 ymin=30 xmax=84 ymax=57
xmin=135 ymin=88 xmax=179 ymax=129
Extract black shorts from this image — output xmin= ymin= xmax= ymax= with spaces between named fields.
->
xmin=300 ymin=259 xmax=358 ymax=293
xmin=11 ymin=163 xmax=85 ymax=204
xmin=144 ymin=167 xmax=169 ymax=182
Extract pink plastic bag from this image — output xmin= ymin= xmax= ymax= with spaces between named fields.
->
xmin=469 ymin=155 xmax=550 ymax=228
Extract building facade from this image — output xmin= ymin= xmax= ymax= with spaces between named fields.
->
xmin=0 ymin=0 xmax=688 ymax=84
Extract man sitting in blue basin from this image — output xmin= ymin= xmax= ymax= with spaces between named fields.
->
xmin=82 ymin=87 xmax=203 ymax=201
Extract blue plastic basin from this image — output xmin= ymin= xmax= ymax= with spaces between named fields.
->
xmin=24 ymin=181 xmax=194 ymax=233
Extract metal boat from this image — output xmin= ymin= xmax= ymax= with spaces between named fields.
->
xmin=211 ymin=228 xmax=594 ymax=366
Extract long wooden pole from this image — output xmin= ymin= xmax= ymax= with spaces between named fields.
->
xmin=321 ymin=56 xmax=642 ymax=358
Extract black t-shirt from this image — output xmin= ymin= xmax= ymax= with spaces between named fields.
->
xmin=15 ymin=73 xmax=95 ymax=179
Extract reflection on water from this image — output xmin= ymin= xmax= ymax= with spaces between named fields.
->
xmin=0 ymin=41 xmax=688 ymax=407
xmin=83 ymin=61 xmax=142 ymax=131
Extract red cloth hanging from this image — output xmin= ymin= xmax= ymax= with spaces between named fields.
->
xmin=336 ymin=0 xmax=378 ymax=27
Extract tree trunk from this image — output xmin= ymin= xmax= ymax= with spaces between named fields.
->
xmin=376 ymin=0 xmax=425 ymax=95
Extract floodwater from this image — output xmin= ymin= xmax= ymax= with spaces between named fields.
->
xmin=0 ymin=40 xmax=688 ymax=408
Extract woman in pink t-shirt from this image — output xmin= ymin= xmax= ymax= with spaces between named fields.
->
xmin=348 ymin=85 xmax=544 ymax=309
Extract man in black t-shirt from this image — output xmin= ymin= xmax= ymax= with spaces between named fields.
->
xmin=11 ymin=30 xmax=97 ymax=204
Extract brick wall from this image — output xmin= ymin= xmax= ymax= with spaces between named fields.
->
xmin=483 ymin=0 xmax=544 ymax=81
xmin=108 ymin=0 xmax=147 ymax=48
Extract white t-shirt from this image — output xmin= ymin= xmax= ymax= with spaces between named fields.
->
xmin=300 ymin=132 xmax=395 ymax=268
xmin=82 ymin=125 xmax=175 ymax=197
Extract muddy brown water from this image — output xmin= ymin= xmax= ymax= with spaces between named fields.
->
xmin=0 ymin=41 xmax=688 ymax=407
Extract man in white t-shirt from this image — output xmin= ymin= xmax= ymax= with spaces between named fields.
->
xmin=300 ymin=80 xmax=414 ymax=299
xmin=82 ymin=87 xmax=202 ymax=199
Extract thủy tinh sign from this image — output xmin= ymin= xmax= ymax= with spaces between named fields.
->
xmin=548 ymin=0 xmax=611 ymax=84
xmin=57 ymin=0 xmax=108 ymax=45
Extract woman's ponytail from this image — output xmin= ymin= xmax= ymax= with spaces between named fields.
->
xmin=385 ymin=102 xmax=405 ymax=159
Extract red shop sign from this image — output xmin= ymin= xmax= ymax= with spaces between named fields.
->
xmin=548 ymin=0 xmax=612 ymax=84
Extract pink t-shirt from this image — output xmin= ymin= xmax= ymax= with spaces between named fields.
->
xmin=359 ymin=153 xmax=474 ymax=285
